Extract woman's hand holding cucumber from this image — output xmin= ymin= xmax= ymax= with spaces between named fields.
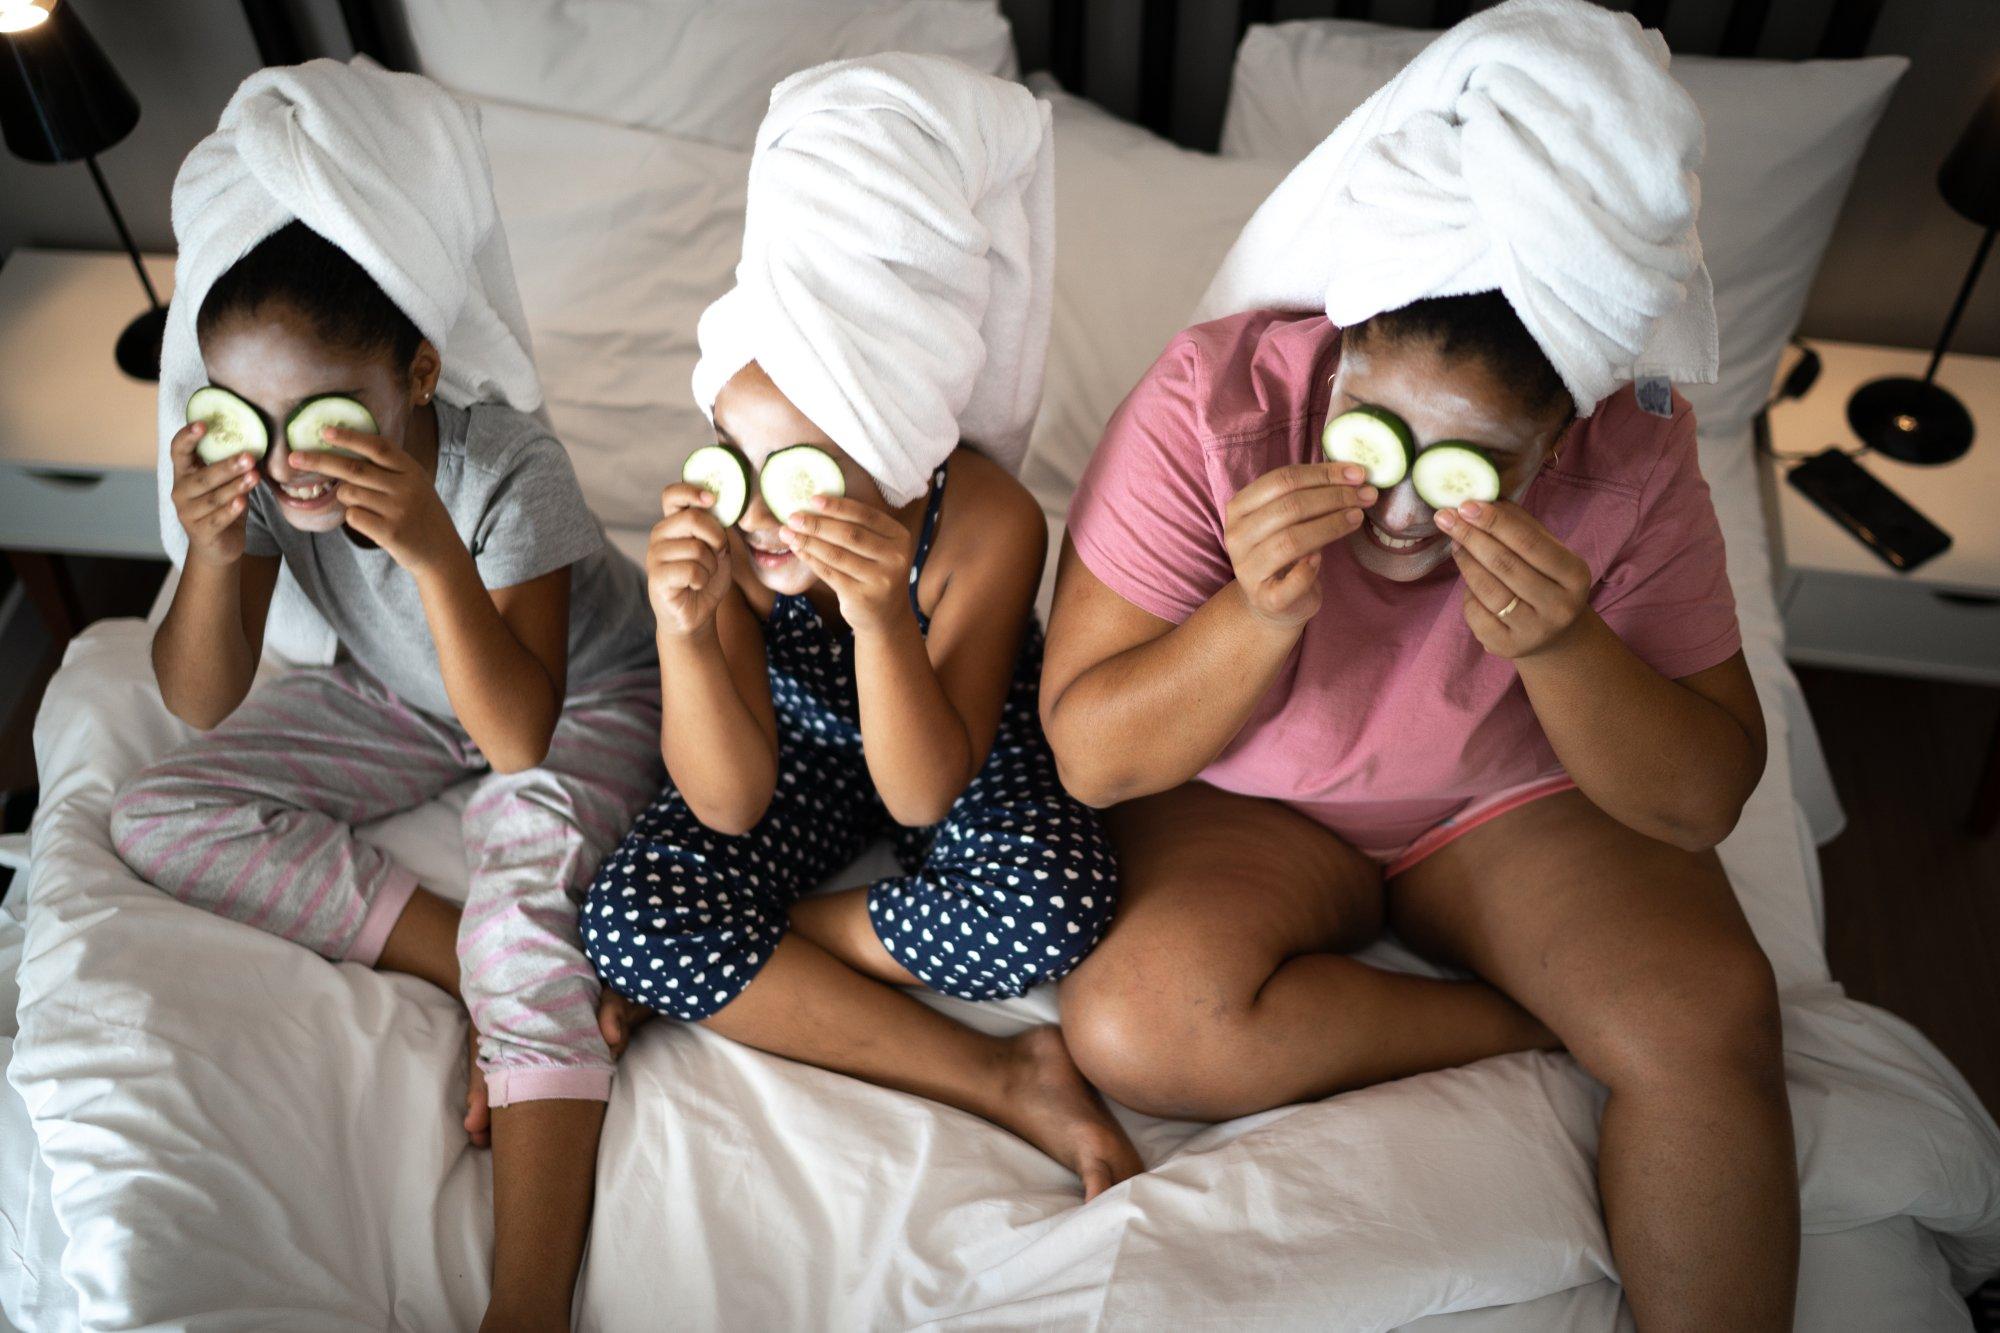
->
xmin=1223 ymin=463 xmax=1378 ymax=628
xmin=169 ymin=420 xmax=262 ymax=567
xmin=649 ymin=483 xmax=734 ymax=636
xmin=298 ymin=427 xmax=458 ymax=572
xmin=1436 ymin=499 xmax=1592 ymax=659
xmin=781 ymin=496 xmax=917 ymax=635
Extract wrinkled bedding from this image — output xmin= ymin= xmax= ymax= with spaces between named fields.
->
xmin=4 ymin=435 xmax=1998 ymax=1328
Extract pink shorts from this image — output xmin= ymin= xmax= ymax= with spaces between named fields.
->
xmin=1362 ymin=774 xmax=1579 ymax=879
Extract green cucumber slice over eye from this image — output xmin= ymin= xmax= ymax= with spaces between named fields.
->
xmin=1322 ymin=405 xmax=1412 ymax=489
xmin=759 ymin=444 xmax=845 ymax=524
xmin=682 ymin=444 xmax=752 ymax=527
xmin=285 ymin=394 xmax=377 ymax=457
xmin=1411 ymin=443 xmax=1502 ymax=511
xmin=187 ymin=386 xmax=269 ymax=465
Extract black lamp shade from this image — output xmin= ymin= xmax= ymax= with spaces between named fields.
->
xmin=1940 ymin=75 xmax=2000 ymax=228
xmin=0 ymin=1 xmax=138 ymax=164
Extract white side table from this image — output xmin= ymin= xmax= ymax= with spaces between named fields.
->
xmin=0 ymin=247 xmax=174 ymax=641
xmin=1763 ymin=340 xmax=2000 ymax=686
xmin=1763 ymin=339 xmax=2000 ymax=835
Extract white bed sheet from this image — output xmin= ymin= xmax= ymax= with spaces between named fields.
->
xmin=4 ymin=422 xmax=1999 ymax=1328
xmin=1 ymin=62 xmax=1992 ymax=1331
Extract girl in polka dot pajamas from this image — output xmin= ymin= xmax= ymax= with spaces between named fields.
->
xmin=584 ymin=58 xmax=1142 ymax=1202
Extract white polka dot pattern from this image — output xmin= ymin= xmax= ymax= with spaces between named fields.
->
xmin=582 ymin=463 xmax=1118 ymax=1021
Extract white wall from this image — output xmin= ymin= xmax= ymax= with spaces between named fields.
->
xmin=2 ymin=0 xmax=1996 ymax=358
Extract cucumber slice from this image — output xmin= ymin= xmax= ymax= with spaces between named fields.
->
xmin=682 ymin=444 xmax=752 ymax=527
xmin=759 ymin=444 xmax=845 ymax=524
xmin=187 ymin=386 xmax=269 ymax=465
xmin=1322 ymin=405 xmax=1412 ymax=488
xmin=285 ymin=394 xmax=377 ymax=457
xmin=1411 ymin=443 xmax=1502 ymax=511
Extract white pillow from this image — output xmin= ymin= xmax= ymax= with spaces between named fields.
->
xmin=479 ymin=100 xmax=748 ymax=529
xmin=1022 ymin=74 xmax=1287 ymax=507
xmin=1217 ymin=20 xmax=1905 ymax=440
xmin=479 ymin=77 xmax=1276 ymax=540
xmin=407 ymin=0 xmax=1016 ymax=149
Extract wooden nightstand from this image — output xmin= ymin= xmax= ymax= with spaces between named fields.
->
xmin=0 ymin=247 xmax=175 ymax=641
xmin=1763 ymin=340 xmax=2000 ymax=685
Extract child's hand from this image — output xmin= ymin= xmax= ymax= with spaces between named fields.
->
xmin=301 ymin=428 xmax=459 ymax=573
xmin=649 ymin=483 xmax=732 ymax=636
xmin=1436 ymin=499 xmax=1592 ymax=659
xmin=782 ymin=496 xmax=918 ymax=635
xmin=169 ymin=421 xmax=260 ymax=567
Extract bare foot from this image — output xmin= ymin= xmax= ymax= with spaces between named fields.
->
xmin=996 ymin=1027 xmax=1144 ymax=1202
xmin=597 ymin=988 xmax=655 ymax=1060
xmin=465 ymin=1024 xmax=491 ymax=1148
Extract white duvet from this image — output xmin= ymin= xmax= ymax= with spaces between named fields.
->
xmin=5 ymin=441 xmax=2000 ymax=1330
xmin=5 ymin=81 xmax=2000 ymax=1332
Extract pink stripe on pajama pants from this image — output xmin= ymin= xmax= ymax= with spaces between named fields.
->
xmin=455 ymin=674 xmax=663 ymax=1106
xmin=110 ymin=661 xmax=663 ymax=1103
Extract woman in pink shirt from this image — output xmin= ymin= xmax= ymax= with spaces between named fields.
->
xmin=1046 ymin=292 xmax=1787 ymax=1330
xmin=1041 ymin=2 xmax=1800 ymax=1323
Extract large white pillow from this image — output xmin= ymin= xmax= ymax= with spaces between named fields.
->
xmin=1217 ymin=20 xmax=1905 ymax=440
xmin=406 ymin=0 xmax=1016 ymax=149
xmin=477 ymin=77 xmax=1280 ymax=541
xmin=1022 ymin=74 xmax=1287 ymax=508
xmin=478 ymin=100 xmax=748 ymax=529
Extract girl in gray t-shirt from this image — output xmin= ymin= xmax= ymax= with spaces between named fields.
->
xmin=113 ymin=220 xmax=656 ymax=1325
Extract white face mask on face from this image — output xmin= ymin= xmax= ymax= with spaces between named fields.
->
xmin=1330 ymin=340 xmax=1568 ymax=585
xmin=200 ymin=304 xmax=417 ymax=536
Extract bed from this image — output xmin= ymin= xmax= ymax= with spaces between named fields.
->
xmin=4 ymin=0 xmax=1999 ymax=1327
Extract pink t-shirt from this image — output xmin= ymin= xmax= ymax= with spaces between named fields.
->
xmin=1067 ymin=310 xmax=1741 ymax=851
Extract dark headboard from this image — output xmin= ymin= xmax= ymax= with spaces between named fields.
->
xmin=238 ymin=0 xmax=1886 ymax=150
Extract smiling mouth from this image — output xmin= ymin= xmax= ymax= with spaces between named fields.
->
xmin=276 ymin=479 xmax=336 ymax=508
xmin=1364 ymin=521 xmax=1439 ymax=553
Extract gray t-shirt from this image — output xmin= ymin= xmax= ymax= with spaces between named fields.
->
xmin=246 ymin=400 xmax=654 ymax=720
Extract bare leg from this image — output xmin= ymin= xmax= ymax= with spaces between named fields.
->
xmin=1059 ymin=783 xmax=1556 ymax=1122
xmin=373 ymin=888 xmax=609 ymax=1324
xmin=370 ymin=888 xmax=496 ymax=1141
xmin=594 ymin=885 xmax=925 ymax=1061
xmin=1391 ymin=790 xmax=1796 ymax=1332
xmin=480 ymin=1099 xmax=605 ymax=1333
xmin=789 ymin=888 xmax=919 ymax=986
xmin=374 ymin=886 xmax=464 ymax=999
xmin=702 ymin=932 xmax=1140 ymax=1199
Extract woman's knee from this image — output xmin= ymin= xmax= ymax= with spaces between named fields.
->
xmin=1059 ymin=953 xmax=1272 ymax=1121
xmin=1576 ymin=939 xmax=1784 ymax=1090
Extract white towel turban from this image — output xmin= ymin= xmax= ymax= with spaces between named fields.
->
xmin=1195 ymin=0 xmax=1717 ymax=416
xmin=692 ymin=53 xmax=1055 ymax=508
xmin=156 ymin=57 xmax=543 ymax=663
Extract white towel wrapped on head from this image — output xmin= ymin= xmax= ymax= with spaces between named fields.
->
xmin=1195 ymin=0 xmax=1716 ymax=417
xmin=692 ymin=53 xmax=1054 ymax=508
xmin=156 ymin=57 xmax=542 ymax=664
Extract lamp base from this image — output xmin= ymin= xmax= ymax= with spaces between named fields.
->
xmin=115 ymin=305 xmax=167 ymax=381
xmin=1846 ymin=376 xmax=1974 ymax=465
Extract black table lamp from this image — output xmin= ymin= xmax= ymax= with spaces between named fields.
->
xmin=1847 ymin=75 xmax=2000 ymax=465
xmin=0 ymin=0 xmax=166 ymax=380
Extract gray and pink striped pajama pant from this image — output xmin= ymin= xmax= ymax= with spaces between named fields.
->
xmin=110 ymin=661 xmax=661 ymax=1106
